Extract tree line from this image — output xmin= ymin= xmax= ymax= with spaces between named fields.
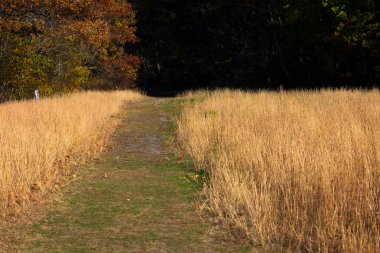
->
xmin=0 ymin=0 xmax=379 ymax=100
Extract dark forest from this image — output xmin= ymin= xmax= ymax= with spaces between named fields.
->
xmin=133 ymin=0 xmax=379 ymax=94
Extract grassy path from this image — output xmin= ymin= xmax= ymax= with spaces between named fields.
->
xmin=2 ymin=98 xmax=244 ymax=253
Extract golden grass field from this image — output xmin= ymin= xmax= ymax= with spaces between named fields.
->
xmin=0 ymin=91 xmax=142 ymax=215
xmin=177 ymin=89 xmax=380 ymax=252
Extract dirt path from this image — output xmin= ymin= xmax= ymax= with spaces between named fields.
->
xmin=2 ymin=98 xmax=245 ymax=253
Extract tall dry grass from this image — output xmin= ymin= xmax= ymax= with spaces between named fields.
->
xmin=177 ymin=89 xmax=380 ymax=252
xmin=0 ymin=91 xmax=142 ymax=213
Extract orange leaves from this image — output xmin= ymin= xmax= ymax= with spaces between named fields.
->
xmin=102 ymin=55 xmax=141 ymax=86
xmin=0 ymin=0 xmax=140 ymax=99
xmin=91 ymin=0 xmax=138 ymax=45
xmin=67 ymin=20 xmax=111 ymax=51
xmin=0 ymin=0 xmax=138 ymax=49
xmin=0 ymin=19 xmax=47 ymax=34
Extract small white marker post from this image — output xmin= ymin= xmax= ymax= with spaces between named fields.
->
xmin=34 ymin=90 xmax=40 ymax=100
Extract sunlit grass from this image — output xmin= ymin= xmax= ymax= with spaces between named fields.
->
xmin=177 ymin=89 xmax=380 ymax=252
xmin=0 ymin=91 xmax=143 ymax=214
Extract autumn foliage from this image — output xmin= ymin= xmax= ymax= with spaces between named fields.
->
xmin=0 ymin=0 xmax=140 ymax=100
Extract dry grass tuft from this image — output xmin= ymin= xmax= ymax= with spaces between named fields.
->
xmin=177 ymin=89 xmax=380 ymax=252
xmin=0 ymin=91 xmax=142 ymax=214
